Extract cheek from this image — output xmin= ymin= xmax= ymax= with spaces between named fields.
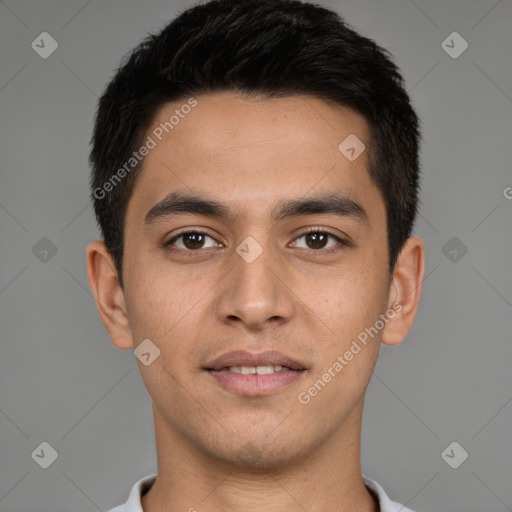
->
xmin=124 ymin=270 xmax=202 ymax=399
xmin=124 ymin=260 xmax=216 ymax=382
xmin=310 ymin=263 xmax=388 ymax=338
xmin=298 ymin=269 xmax=386 ymax=412
xmin=124 ymin=237 xmax=189 ymax=322
xmin=127 ymin=272 xmax=202 ymax=340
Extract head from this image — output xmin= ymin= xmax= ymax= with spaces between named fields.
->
xmin=87 ymin=0 xmax=424 ymax=469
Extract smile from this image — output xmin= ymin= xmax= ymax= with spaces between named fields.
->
xmin=206 ymin=366 xmax=306 ymax=396
xmin=227 ymin=365 xmax=286 ymax=374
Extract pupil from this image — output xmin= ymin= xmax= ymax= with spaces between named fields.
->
xmin=307 ymin=232 xmax=326 ymax=249
xmin=185 ymin=232 xmax=204 ymax=249
xmin=181 ymin=232 xmax=328 ymax=250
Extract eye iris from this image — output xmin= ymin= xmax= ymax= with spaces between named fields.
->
xmin=175 ymin=232 xmax=333 ymax=251
xmin=183 ymin=232 xmax=205 ymax=250
xmin=306 ymin=232 xmax=328 ymax=250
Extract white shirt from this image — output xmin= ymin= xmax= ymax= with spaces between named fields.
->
xmin=105 ymin=473 xmax=416 ymax=512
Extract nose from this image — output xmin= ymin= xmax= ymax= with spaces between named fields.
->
xmin=215 ymin=236 xmax=295 ymax=331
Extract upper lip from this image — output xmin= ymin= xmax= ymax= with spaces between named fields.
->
xmin=204 ymin=350 xmax=307 ymax=371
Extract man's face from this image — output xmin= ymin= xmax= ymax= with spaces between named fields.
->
xmin=121 ymin=93 xmax=392 ymax=467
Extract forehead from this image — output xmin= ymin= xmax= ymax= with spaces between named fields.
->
xmin=161 ymin=92 xmax=370 ymax=155
xmin=126 ymin=92 xmax=384 ymax=226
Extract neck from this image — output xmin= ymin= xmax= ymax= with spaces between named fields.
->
xmin=142 ymin=400 xmax=378 ymax=512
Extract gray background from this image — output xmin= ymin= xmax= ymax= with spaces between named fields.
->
xmin=0 ymin=0 xmax=511 ymax=511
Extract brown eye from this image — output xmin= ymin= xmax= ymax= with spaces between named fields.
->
xmin=304 ymin=231 xmax=329 ymax=250
xmin=292 ymin=229 xmax=347 ymax=253
xmin=166 ymin=231 xmax=219 ymax=251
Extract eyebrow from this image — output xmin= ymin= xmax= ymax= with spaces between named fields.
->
xmin=143 ymin=190 xmax=369 ymax=227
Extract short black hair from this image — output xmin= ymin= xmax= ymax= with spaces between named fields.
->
xmin=90 ymin=0 xmax=421 ymax=288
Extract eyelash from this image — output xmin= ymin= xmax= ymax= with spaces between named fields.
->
xmin=164 ymin=227 xmax=350 ymax=256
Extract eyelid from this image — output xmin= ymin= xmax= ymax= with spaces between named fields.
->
xmin=290 ymin=227 xmax=350 ymax=252
xmin=165 ymin=228 xmax=221 ymax=248
xmin=164 ymin=226 xmax=351 ymax=253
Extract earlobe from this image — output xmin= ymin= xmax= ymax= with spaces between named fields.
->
xmin=86 ymin=240 xmax=134 ymax=350
xmin=381 ymin=236 xmax=425 ymax=346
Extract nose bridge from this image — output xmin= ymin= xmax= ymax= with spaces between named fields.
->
xmin=236 ymin=234 xmax=275 ymax=291
xmin=216 ymin=232 xmax=293 ymax=328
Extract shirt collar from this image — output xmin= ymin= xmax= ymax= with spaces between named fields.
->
xmin=113 ymin=473 xmax=415 ymax=512
xmin=363 ymin=474 xmax=416 ymax=512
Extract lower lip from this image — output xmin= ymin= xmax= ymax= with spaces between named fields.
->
xmin=206 ymin=368 xmax=305 ymax=396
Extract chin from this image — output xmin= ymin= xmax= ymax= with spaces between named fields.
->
xmin=208 ymin=436 xmax=311 ymax=471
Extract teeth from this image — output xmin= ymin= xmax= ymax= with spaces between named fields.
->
xmin=229 ymin=365 xmax=285 ymax=374
xmin=256 ymin=365 xmax=278 ymax=375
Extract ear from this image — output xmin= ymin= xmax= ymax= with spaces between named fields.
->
xmin=381 ymin=236 xmax=425 ymax=346
xmin=86 ymin=240 xmax=134 ymax=350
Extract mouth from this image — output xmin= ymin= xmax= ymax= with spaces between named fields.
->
xmin=204 ymin=349 xmax=307 ymax=372
xmin=214 ymin=364 xmax=298 ymax=375
xmin=203 ymin=350 xmax=307 ymax=396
